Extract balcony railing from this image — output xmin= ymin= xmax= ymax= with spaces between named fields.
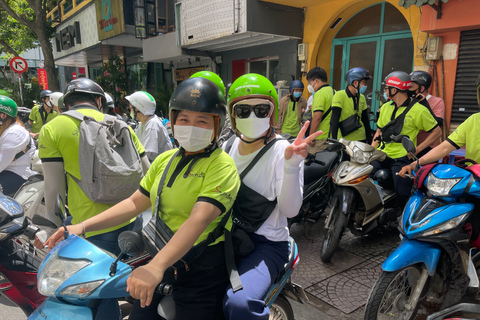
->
xmin=47 ymin=0 xmax=92 ymax=26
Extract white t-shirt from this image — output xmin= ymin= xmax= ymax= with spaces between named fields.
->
xmin=135 ymin=115 xmax=173 ymax=162
xmin=224 ymin=136 xmax=304 ymax=242
xmin=0 ymin=123 xmax=37 ymax=179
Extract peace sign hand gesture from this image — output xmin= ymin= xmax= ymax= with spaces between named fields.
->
xmin=285 ymin=121 xmax=323 ymax=163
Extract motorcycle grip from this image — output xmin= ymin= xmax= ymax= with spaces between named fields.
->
xmin=326 ymin=138 xmax=338 ymax=143
xmin=156 ymin=283 xmax=173 ymax=296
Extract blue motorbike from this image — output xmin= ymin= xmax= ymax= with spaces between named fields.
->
xmin=364 ymin=137 xmax=480 ymax=320
xmin=28 ymin=199 xmax=307 ymax=320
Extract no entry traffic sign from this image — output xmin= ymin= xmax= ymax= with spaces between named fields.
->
xmin=10 ymin=57 xmax=28 ymax=73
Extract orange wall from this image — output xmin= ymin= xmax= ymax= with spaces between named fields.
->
xmin=421 ymin=0 xmax=480 ymax=34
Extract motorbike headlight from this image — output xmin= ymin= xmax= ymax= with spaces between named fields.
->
xmin=421 ymin=213 xmax=468 ymax=237
xmin=352 ymin=147 xmax=372 ymax=164
xmin=59 ymin=280 xmax=105 ymax=298
xmin=427 ymin=173 xmax=461 ymax=196
xmin=38 ymin=252 xmax=91 ymax=297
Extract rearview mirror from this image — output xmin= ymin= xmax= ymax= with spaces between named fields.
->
xmin=54 ymin=195 xmax=67 ymax=223
xmin=401 ymin=136 xmax=416 ymax=156
xmin=118 ymin=231 xmax=145 ymax=257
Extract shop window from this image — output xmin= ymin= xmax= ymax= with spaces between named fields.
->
xmin=157 ymin=0 xmax=175 ymax=33
xmin=246 ymin=56 xmax=279 ymax=84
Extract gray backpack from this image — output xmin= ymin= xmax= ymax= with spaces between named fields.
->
xmin=62 ymin=109 xmax=143 ymax=204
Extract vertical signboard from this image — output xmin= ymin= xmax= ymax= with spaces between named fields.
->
xmin=37 ymin=69 xmax=49 ymax=90
xmin=96 ymin=0 xmax=126 ymax=40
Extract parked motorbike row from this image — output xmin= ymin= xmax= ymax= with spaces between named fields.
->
xmin=2 ymin=134 xmax=480 ymax=320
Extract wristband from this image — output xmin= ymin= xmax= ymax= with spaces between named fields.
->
xmin=80 ymin=222 xmax=86 ymax=237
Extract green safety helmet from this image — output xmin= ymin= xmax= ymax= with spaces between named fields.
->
xmin=227 ymin=73 xmax=279 ymax=131
xmin=190 ymin=71 xmax=225 ymax=97
xmin=169 ymin=77 xmax=226 ymax=138
xmin=0 ymin=95 xmax=18 ymax=118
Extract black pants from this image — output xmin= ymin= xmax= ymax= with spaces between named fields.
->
xmin=371 ymin=156 xmax=413 ymax=209
xmin=128 ymin=243 xmax=228 ymax=320
xmin=0 ymin=171 xmax=27 ymax=196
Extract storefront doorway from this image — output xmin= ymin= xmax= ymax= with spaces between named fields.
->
xmin=330 ymin=2 xmax=413 ymax=125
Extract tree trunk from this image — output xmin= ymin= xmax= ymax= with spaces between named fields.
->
xmin=36 ymin=24 xmax=59 ymax=91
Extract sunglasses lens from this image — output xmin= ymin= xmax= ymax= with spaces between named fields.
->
xmin=253 ymin=104 xmax=271 ymax=118
xmin=234 ymin=105 xmax=252 ymax=119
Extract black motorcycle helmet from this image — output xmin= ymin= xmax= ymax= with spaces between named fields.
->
xmin=39 ymin=90 xmax=53 ymax=103
xmin=169 ymin=77 xmax=226 ymax=139
xmin=410 ymin=71 xmax=432 ymax=91
xmin=63 ymin=78 xmax=107 ymax=110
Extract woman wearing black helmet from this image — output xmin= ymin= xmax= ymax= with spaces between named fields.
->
xmin=275 ymin=80 xmax=307 ymax=137
xmin=45 ymin=77 xmax=241 ymax=320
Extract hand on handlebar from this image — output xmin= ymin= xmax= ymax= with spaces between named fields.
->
xmin=127 ymin=262 xmax=165 ymax=308
xmin=398 ymin=162 xmax=416 ymax=179
xmin=43 ymin=224 xmax=83 ymax=251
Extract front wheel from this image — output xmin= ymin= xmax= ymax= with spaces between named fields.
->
xmin=269 ymin=294 xmax=294 ymax=320
xmin=364 ymin=266 xmax=427 ymax=320
xmin=320 ymin=197 xmax=347 ymax=262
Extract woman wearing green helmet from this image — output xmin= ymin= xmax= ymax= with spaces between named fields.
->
xmin=223 ymin=74 xmax=322 ymax=319
xmin=0 ymin=95 xmax=37 ymax=195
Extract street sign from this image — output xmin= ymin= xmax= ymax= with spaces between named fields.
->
xmin=72 ymin=71 xmax=77 ymax=79
xmin=39 ymin=62 xmax=44 ymax=68
xmin=10 ymin=57 xmax=28 ymax=73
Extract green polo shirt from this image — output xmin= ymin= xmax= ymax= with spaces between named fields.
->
xmin=139 ymin=148 xmax=240 ymax=246
xmin=377 ymin=99 xmax=438 ymax=159
xmin=447 ymin=112 xmax=480 ymax=163
xmin=38 ymin=106 xmax=146 ymax=237
xmin=311 ymin=85 xmax=334 ymax=140
xmin=29 ymin=105 xmax=58 ymax=134
xmin=281 ymin=99 xmax=301 ymax=137
xmin=332 ymin=89 xmax=368 ymax=141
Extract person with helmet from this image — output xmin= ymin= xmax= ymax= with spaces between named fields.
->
xmin=190 ymin=71 xmax=235 ymax=146
xmin=275 ymin=79 xmax=307 ymax=137
xmin=330 ymin=67 xmax=372 ymax=143
xmin=371 ymin=71 xmax=441 ymax=209
xmin=126 ymin=91 xmax=173 ymax=161
xmin=399 ymin=74 xmax=480 ymax=310
xmin=48 ymin=92 xmax=64 ymax=114
xmin=28 ymin=89 xmax=57 ymax=139
xmin=0 ymin=96 xmax=37 ymax=195
xmin=45 ymin=77 xmax=241 ymax=320
xmin=306 ymin=67 xmax=335 ymax=153
xmin=409 ymin=70 xmax=446 ymax=157
xmin=223 ymin=73 xmax=322 ymax=320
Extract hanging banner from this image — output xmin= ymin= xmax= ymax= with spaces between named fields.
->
xmin=96 ymin=0 xmax=126 ymax=40
xmin=37 ymin=69 xmax=49 ymax=90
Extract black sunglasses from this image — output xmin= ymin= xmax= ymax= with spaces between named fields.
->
xmin=234 ymin=104 xmax=271 ymax=119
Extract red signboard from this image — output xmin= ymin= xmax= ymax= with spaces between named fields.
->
xmin=72 ymin=71 xmax=77 ymax=79
xmin=37 ymin=68 xmax=49 ymax=90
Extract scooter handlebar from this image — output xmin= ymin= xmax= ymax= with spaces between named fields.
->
xmin=156 ymin=283 xmax=173 ymax=296
xmin=396 ymin=172 xmax=414 ymax=179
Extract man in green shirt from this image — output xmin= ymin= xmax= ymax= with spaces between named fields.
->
xmin=371 ymin=71 xmax=441 ymax=209
xmin=275 ymin=80 xmax=307 ymax=137
xmin=330 ymin=67 xmax=372 ymax=143
xmin=38 ymin=79 xmax=149 ymax=252
xmin=306 ymin=67 xmax=335 ymax=154
xmin=28 ymin=90 xmax=57 ymax=139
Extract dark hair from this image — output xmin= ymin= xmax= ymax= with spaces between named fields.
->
xmin=306 ymin=67 xmax=328 ymax=83
xmin=64 ymin=92 xmax=97 ymax=108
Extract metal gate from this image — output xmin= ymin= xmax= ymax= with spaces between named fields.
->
xmin=451 ymin=29 xmax=480 ymax=124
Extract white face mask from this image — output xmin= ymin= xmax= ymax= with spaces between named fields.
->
xmin=307 ymin=84 xmax=315 ymax=94
xmin=174 ymin=125 xmax=214 ymax=152
xmin=235 ymin=113 xmax=271 ymax=139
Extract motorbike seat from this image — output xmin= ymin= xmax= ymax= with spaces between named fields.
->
xmin=304 ymin=151 xmax=338 ymax=185
xmin=273 ymin=236 xmax=296 ymax=284
xmin=465 ymin=164 xmax=480 ymax=178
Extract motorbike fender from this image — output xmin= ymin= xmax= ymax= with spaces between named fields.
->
xmin=325 ymin=187 xmax=354 ymax=228
xmin=27 ymin=297 xmax=93 ymax=320
xmin=382 ymin=239 xmax=441 ymax=276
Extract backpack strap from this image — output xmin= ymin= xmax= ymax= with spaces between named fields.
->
xmin=240 ymin=138 xmax=279 ymax=180
xmin=14 ymin=137 xmax=34 ymax=161
xmin=39 ymin=106 xmax=47 ymax=125
xmin=411 ymin=162 xmax=438 ymax=194
xmin=62 ymin=109 xmax=88 ymax=122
